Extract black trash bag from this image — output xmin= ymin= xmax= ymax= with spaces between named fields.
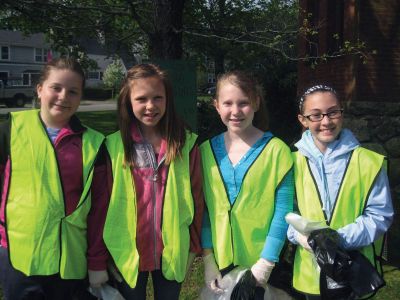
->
xmin=347 ymin=250 xmax=385 ymax=298
xmin=319 ymin=269 xmax=353 ymax=300
xmin=230 ymin=269 xmax=257 ymax=300
xmin=308 ymin=228 xmax=386 ymax=299
xmin=308 ymin=228 xmax=353 ymax=299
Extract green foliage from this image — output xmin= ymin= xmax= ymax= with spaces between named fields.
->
xmin=197 ymin=96 xmax=225 ymax=143
xmin=0 ymin=0 xmax=150 ymax=60
xmin=1 ymin=0 xmax=375 ymax=69
xmin=298 ymin=7 xmax=374 ymax=67
xmin=102 ymin=60 xmax=125 ymax=98
xmin=184 ymin=0 xmax=299 ymax=76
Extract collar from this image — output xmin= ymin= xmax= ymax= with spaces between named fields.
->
xmin=130 ymin=121 xmax=167 ymax=158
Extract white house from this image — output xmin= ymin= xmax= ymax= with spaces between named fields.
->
xmin=0 ymin=30 xmax=126 ymax=87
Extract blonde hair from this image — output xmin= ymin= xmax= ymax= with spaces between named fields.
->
xmin=215 ymin=70 xmax=269 ymax=131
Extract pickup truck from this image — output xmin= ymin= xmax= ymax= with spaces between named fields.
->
xmin=0 ymin=80 xmax=36 ymax=107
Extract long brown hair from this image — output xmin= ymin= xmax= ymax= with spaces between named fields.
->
xmin=117 ymin=63 xmax=187 ymax=166
xmin=215 ymin=70 xmax=269 ymax=131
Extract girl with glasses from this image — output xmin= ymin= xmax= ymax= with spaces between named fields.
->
xmin=288 ymin=85 xmax=394 ymax=299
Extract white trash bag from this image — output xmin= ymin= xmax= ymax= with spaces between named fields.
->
xmin=285 ymin=212 xmax=328 ymax=235
xmin=88 ymin=284 xmax=125 ymax=300
xmin=199 ymin=267 xmax=294 ymax=300
xmin=199 ymin=267 xmax=248 ymax=300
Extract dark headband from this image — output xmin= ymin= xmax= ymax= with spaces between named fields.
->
xmin=299 ymin=85 xmax=337 ymax=111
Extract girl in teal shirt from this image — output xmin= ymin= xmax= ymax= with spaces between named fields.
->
xmin=201 ymin=70 xmax=294 ymax=299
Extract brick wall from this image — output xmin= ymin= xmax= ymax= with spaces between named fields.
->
xmin=297 ymin=0 xmax=357 ymax=101
xmin=356 ymin=0 xmax=400 ymax=103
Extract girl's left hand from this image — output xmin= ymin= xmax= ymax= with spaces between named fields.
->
xmin=250 ymin=258 xmax=275 ymax=287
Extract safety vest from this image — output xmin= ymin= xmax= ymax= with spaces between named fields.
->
xmin=200 ymin=137 xmax=293 ymax=269
xmin=292 ymin=147 xmax=385 ymax=295
xmin=6 ymin=110 xmax=104 ymax=279
xmin=104 ymin=130 xmax=197 ymax=288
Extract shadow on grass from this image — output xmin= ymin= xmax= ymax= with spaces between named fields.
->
xmin=76 ymin=111 xmax=118 ymax=136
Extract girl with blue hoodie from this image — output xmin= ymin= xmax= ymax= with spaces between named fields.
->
xmin=287 ymin=85 xmax=394 ymax=299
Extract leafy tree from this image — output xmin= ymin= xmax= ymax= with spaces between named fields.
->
xmin=102 ymin=60 xmax=125 ymax=99
xmin=0 ymin=0 xmax=185 ymax=60
xmin=184 ymin=0 xmax=370 ymax=77
xmin=1 ymin=0 xmax=371 ymax=66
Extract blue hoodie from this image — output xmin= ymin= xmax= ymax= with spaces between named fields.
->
xmin=288 ymin=129 xmax=394 ymax=249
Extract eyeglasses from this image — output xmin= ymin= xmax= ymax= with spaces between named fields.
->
xmin=303 ymin=109 xmax=344 ymax=122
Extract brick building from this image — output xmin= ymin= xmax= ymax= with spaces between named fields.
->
xmin=298 ymin=0 xmax=400 ymax=265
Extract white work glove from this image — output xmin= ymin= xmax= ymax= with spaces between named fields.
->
xmin=250 ymin=258 xmax=275 ymax=287
xmin=203 ymin=253 xmax=224 ymax=294
xmin=295 ymin=231 xmax=313 ymax=252
xmin=88 ymin=269 xmax=109 ymax=288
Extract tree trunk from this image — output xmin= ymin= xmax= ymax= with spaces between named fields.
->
xmin=149 ymin=0 xmax=185 ymax=59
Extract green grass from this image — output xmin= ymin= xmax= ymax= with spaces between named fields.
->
xmin=179 ymin=258 xmax=204 ymax=299
xmin=0 ymin=111 xmax=118 ymax=136
xmin=375 ymin=265 xmax=400 ymax=299
xmin=76 ymin=111 xmax=118 ymax=135
xmin=153 ymin=261 xmax=400 ymax=299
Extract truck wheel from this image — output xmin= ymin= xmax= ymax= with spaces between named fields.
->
xmin=14 ymin=96 xmax=26 ymax=108
xmin=5 ymin=99 xmax=14 ymax=108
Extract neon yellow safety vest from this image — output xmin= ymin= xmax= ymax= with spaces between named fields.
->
xmin=200 ymin=137 xmax=293 ymax=269
xmin=292 ymin=147 xmax=386 ymax=295
xmin=104 ymin=131 xmax=197 ymax=288
xmin=6 ymin=110 xmax=104 ymax=279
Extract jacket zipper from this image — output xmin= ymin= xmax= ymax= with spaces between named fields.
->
xmin=146 ymin=143 xmax=160 ymax=269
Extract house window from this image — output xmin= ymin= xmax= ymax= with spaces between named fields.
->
xmin=23 ymin=73 xmax=30 ymax=86
xmin=35 ymin=48 xmax=48 ymax=62
xmin=1 ymin=46 xmax=9 ymax=60
xmin=31 ymin=73 xmax=41 ymax=86
xmin=87 ymin=71 xmax=101 ymax=80
xmin=0 ymin=71 xmax=8 ymax=84
xmin=207 ymin=73 xmax=215 ymax=83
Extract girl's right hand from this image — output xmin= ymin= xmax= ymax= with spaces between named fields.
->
xmin=203 ymin=253 xmax=224 ymax=294
xmin=88 ymin=269 xmax=109 ymax=288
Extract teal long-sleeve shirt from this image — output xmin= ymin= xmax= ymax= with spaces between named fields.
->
xmin=201 ymin=132 xmax=294 ymax=262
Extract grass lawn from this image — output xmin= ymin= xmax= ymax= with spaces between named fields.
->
xmin=0 ymin=261 xmax=399 ymax=299
xmin=76 ymin=111 xmax=118 ymax=135
xmin=0 ymin=110 xmax=399 ymax=299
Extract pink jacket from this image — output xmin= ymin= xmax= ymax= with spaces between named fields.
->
xmin=0 ymin=115 xmax=109 ymax=270
xmin=104 ymin=122 xmax=205 ymax=272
